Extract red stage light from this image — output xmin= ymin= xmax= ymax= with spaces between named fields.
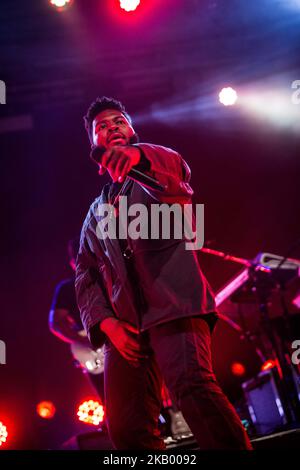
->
xmin=231 ymin=362 xmax=246 ymax=376
xmin=77 ymin=400 xmax=105 ymax=426
xmin=219 ymin=87 xmax=238 ymax=106
xmin=36 ymin=401 xmax=56 ymax=419
xmin=0 ymin=422 xmax=8 ymax=447
xmin=261 ymin=358 xmax=283 ymax=380
xmin=119 ymin=0 xmax=141 ymax=12
xmin=261 ymin=359 xmax=277 ymax=371
xmin=50 ymin=0 xmax=73 ymax=10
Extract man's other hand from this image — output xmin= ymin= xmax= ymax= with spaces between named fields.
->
xmin=100 ymin=317 xmax=146 ymax=364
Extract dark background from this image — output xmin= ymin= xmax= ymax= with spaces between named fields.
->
xmin=0 ymin=0 xmax=300 ymax=449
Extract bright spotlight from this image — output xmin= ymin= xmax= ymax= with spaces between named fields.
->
xmin=219 ymin=87 xmax=238 ymax=106
xmin=0 ymin=422 xmax=8 ymax=447
xmin=77 ymin=400 xmax=105 ymax=426
xmin=50 ymin=0 xmax=73 ymax=10
xmin=120 ymin=0 xmax=141 ymax=12
xmin=36 ymin=401 xmax=56 ymax=419
xmin=241 ymin=89 xmax=300 ymax=129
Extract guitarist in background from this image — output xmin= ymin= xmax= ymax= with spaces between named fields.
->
xmin=48 ymin=237 xmax=105 ymax=404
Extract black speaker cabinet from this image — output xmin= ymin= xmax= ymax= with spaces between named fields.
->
xmin=242 ymin=370 xmax=288 ymax=436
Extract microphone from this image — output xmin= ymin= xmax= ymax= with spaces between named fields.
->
xmin=90 ymin=146 xmax=166 ymax=192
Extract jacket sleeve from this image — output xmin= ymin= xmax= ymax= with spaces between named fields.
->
xmin=133 ymin=143 xmax=194 ymax=204
xmin=75 ymin=209 xmax=115 ymax=348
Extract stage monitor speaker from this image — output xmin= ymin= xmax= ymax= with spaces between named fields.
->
xmin=242 ymin=370 xmax=288 ymax=436
xmin=61 ymin=429 xmax=114 ymax=450
xmin=251 ymin=428 xmax=300 ymax=449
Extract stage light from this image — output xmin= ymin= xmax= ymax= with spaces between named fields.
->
xmin=292 ymin=291 xmax=300 ymax=309
xmin=231 ymin=362 xmax=246 ymax=376
xmin=120 ymin=0 xmax=141 ymax=12
xmin=261 ymin=358 xmax=284 ymax=379
xmin=36 ymin=401 xmax=56 ymax=419
xmin=219 ymin=87 xmax=238 ymax=106
xmin=261 ymin=359 xmax=277 ymax=372
xmin=0 ymin=422 xmax=8 ymax=447
xmin=77 ymin=400 xmax=105 ymax=426
xmin=282 ymin=0 xmax=300 ymax=10
xmin=50 ymin=0 xmax=73 ymax=10
xmin=241 ymin=89 xmax=300 ymax=129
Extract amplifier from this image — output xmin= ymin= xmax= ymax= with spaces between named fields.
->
xmin=242 ymin=370 xmax=288 ymax=436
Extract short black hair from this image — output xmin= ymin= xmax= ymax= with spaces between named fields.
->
xmin=84 ymin=96 xmax=132 ymax=143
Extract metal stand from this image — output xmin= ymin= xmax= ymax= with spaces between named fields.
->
xmin=202 ymin=245 xmax=300 ymax=426
xmin=250 ymin=266 xmax=300 ymax=424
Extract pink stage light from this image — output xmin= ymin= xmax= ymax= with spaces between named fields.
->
xmin=219 ymin=87 xmax=238 ymax=106
xmin=119 ymin=0 xmax=141 ymax=12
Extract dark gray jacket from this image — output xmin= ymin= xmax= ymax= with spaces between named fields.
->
xmin=75 ymin=143 xmax=216 ymax=347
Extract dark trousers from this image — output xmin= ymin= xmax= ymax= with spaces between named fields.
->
xmin=104 ymin=316 xmax=252 ymax=450
xmin=88 ymin=371 xmax=105 ymax=405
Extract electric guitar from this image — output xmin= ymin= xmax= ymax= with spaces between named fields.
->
xmin=70 ymin=330 xmax=104 ymax=375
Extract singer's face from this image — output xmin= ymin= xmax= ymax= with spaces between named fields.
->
xmin=92 ymin=109 xmax=135 ymax=150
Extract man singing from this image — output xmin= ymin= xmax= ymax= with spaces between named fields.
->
xmin=75 ymin=96 xmax=252 ymax=450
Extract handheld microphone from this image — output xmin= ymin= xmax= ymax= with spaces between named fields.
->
xmin=90 ymin=146 xmax=166 ymax=192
